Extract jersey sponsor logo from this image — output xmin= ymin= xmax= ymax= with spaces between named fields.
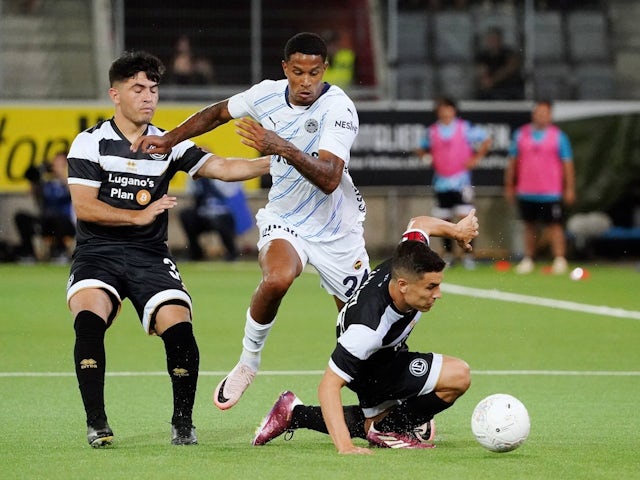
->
xmin=150 ymin=152 xmax=168 ymax=160
xmin=305 ymin=119 xmax=319 ymax=133
xmin=110 ymin=188 xmax=134 ymax=200
xmin=136 ymin=189 xmax=151 ymax=206
xmin=334 ymin=119 xmax=358 ymax=133
xmin=260 ymin=223 xmax=299 ymax=238
xmin=409 ymin=358 xmax=428 ymax=377
xmin=107 ymin=173 xmax=156 ymax=188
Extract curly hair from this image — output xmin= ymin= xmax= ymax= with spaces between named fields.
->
xmin=108 ymin=50 xmax=165 ymax=86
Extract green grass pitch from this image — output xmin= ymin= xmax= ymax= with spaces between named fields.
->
xmin=1 ymin=260 xmax=639 ymax=479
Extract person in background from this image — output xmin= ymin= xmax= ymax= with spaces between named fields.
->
xmin=179 ymin=177 xmax=253 ymax=261
xmin=323 ymin=29 xmax=356 ymax=89
xmin=167 ymin=34 xmax=215 ymax=85
xmin=474 ymin=27 xmax=525 ymax=101
xmin=14 ymin=151 xmax=75 ymax=263
xmin=416 ymin=97 xmax=491 ymax=269
xmin=251 ymin=213 xmax=478 ymax=454
xmin=504 ymin=100 xmax=575 ymax=274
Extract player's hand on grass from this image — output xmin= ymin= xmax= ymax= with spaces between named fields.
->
xmin=338 ymin=445 xmax=373 ymax=455
xmin=135 ymin=194 xmax=177 ymax=225
xmin=455 ymin=208 xmax=479 ymax=252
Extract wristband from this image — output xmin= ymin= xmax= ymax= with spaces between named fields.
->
xmin=401 ymin=229 xmax=429 ymax=245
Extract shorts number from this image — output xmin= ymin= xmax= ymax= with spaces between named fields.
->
xmin=343 ymin=269 xmax=369 ymax=299
xmin=163 ymin=258 xmax=182 ymax=281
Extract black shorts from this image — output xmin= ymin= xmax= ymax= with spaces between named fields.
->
xmin=433 ymin=189 xmax=474 ymax=219
xmin=66 ymin=243 xmax=192 ymax=333
xmin=518 ymin=199 xmax=564 ymax=224
xmin=350 ymin=351 xmax=443 ymax=418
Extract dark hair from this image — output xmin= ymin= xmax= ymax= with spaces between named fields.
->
xmin=108 ymin=50 xmax=165 ymax=86
xmin=391 ymin=241 xmax=446 ymax=279
xmin=283 ymin=32 xmax=328 ymax=61
xmin=434 ymin=96 xmax=458 ymax=114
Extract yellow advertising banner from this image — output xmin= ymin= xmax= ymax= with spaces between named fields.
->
xmin=0 ymin=103 xmax=261 ymax=192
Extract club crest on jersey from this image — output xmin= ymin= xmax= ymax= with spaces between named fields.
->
xmin=136 ymin=189 xmax=151 ymax=206
xmin=305 ymin=119 xmax=319 ymax=133
xmin=409 ymin=358 xmax=428 ymax=377
xmin=353 ymin=260 xmax=363 ymax=270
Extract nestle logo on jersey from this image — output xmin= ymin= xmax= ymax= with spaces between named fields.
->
xmin=335 ymin=120 xmax=358 ymax=133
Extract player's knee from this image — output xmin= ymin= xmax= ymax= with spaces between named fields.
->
xmin=453 ymin=358 xmax=471 ymax=396
xmin=261 ymin=269 xmax=296 ymax=297
xmin=442 ymin=357 xmax=471 ymax=398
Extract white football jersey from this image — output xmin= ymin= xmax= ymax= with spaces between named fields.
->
xmin=228 ymin=79 xmax=366 ymax=241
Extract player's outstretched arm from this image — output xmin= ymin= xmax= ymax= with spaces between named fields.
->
xmin=70 ymin=184 xmax=176 ymax=227
xmin=235 ymin=117 xmax=343 ymax=194
xmin=131 ymin=100 xmax=233 ymax=154
xmin=196 ymin=154 xmax=270 ymax=181
xmin=405 ymin=209 xmax=479 ymax=252
xmin=318 ymin=368 xmax=372 ymax=455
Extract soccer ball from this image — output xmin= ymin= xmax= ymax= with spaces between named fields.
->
xmin=471 ymin=394 xmax=530 ymax=452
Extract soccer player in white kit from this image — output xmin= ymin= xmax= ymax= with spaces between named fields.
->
xmin=133 ymin=32 xmax=369 ymax=410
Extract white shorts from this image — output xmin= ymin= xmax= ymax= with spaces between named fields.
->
xmin=256 ymin=209 xmax=370 ymax=302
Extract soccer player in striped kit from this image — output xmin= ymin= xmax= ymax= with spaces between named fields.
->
xmin=251 ymin=214 xmax=478 ymax=453
xmin=133 ymin=32 xmax=369 ymax=411
xmin=66 ymin=50 xmax=269 ymax=447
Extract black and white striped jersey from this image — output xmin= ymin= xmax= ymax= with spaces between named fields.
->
xmin=68 ymin=118 xmax=209 ymax=246
xmin=329 ymin=259 xmax=423 ymax=384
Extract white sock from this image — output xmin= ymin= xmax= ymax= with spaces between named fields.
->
xmin=239 ymin=308 xmax=274 ymax=371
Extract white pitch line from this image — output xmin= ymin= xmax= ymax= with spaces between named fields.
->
xmin=1 ymin=370 xmax=639 ymax=378
xmin=442 ymin=283 xmax=640 ymax=320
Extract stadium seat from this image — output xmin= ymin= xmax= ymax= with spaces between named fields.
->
xmin=433 ymin=11 xmax=474 ymax=63
xmin=567 ymin=10 xmax=611 ymax=63
xmin=397 ymin=12 xmax=429 ymax=63
xmin=436 ymin=63 xmax=474 ymax=100
xmin=397 ymin=64 xmax=435 ymax=100
xmin=533 ymin=63 xmax=573 ymax=100
xmin=533 ymin=11 xmax=565 ymax=62
xmin=574 ymin=63 xmax=616 ymax=99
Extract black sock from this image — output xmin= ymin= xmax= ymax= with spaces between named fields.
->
xmin=161 ymin=322 xmax=199 ymax=426
xmin=73 ymin=310 xmax=108 ymax=426
xmin=375 ymin=392 xmax=452 ymax=432
xmin=291 ymin=405 xmax=367 ymax=439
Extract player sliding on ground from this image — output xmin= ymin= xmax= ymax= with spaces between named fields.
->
xmin=251 ymin=214 xmax=478 ymax=453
